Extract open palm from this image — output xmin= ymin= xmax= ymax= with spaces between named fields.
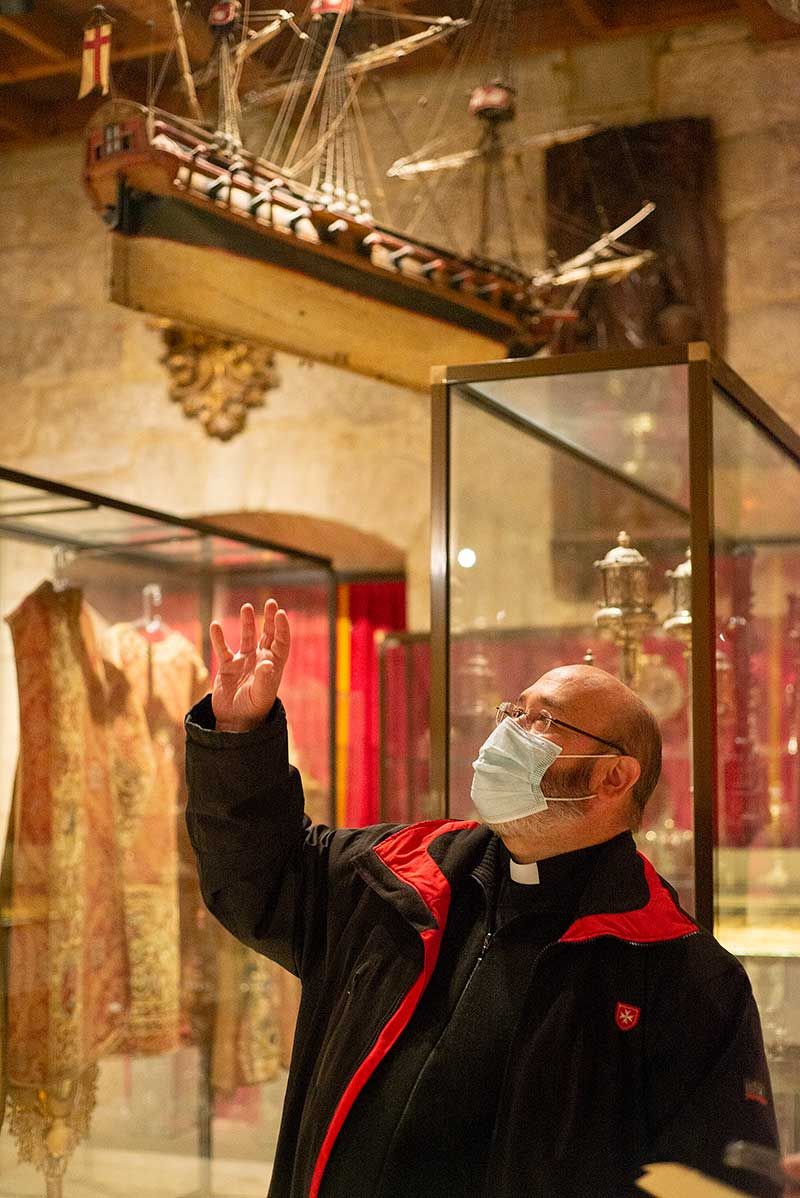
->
xmin=210 ymin=598 xmax=291 ymax=732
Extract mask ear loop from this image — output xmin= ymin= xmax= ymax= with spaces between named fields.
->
xmin=542 ymin=753 xmax=620 ymax=802
xmin=557 ymin=753 xmax=620 ymax=758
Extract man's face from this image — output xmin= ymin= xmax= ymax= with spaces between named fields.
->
xmin=486 ymin=665 xmax=641 ymax=853
xmin=515 ymin=671 xmax=622 ymax=802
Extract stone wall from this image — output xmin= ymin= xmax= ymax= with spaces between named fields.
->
xmin=0 ymin=18 xmax=798 ymax=638
xmin=0 ymin=133 xmax=432 ymax=623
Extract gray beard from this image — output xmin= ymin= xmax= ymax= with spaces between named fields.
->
xmin=485 ymin=796 xmax=586 ymax=840
xmin=483 ymin=758 xmax=595 ymax=839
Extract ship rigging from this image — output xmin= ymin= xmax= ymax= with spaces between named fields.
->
xmin=83 ymin=0 xmax=656 ymax=390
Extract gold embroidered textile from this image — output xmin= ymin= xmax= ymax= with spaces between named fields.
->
xmin=3 ymin=583 xmax=130 ymax=1174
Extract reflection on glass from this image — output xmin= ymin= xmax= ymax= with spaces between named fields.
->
xmin=470 ymin=363 xmax=690 ymax=508
xmin=0 ymin=500 xmax=333 ymax=1197
xmin=712 ymin=388 xmax=800 ymax=1067
xmin=378 ymin=633 xmax=432 ymax=824
xmin=447 ymin=383 xmax=694 ymax=907
xmin=712 ymin=389 xmax=800 ymax=967
xmin=440 ymin=361 xmax=800 ymax=1157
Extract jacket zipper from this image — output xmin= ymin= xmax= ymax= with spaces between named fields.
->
xmin=452 ymin=903 xmax=701 ymax=1015
xmin=454 ymin=927 xmax=494 ymax=1003
xmin=313 ymin=966 xmax=370 ymax=1090
xmin=456 ymin=879 xmax=496 ymax=998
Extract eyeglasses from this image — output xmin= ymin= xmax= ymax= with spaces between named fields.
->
xmin=495 ymin=702 xmax=627 ymax=756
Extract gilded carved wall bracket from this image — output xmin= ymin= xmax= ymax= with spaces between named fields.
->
xmin=156 ymin=322 xmax=280 ymax=441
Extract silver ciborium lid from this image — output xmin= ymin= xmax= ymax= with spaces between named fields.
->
xmin=593 ymin=531 xmax=657 ymax=636
xmin=593 ymin=531 xmax=657 ymax=688
xmin=663 ymin=547 xmax=692 ymax=645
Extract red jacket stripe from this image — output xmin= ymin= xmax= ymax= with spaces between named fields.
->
xmin=558 ymin=853 xmax=696 ymax=944
xmin=308 ymin=821 xmax=472 ymax=1197
xmin=309 ymin=833 xmax=693 ymax=1195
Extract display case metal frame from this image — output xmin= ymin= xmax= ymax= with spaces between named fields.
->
xmin=430 ymin=342 xmax=800 ymax=933
xmin=0 ymin=464 xmax=339 ymax=1198
xmin=0 ymin=470 xmax=338 ymax=787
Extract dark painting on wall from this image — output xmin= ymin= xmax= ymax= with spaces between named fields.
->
xmin=545 ymin=117 xmax=723 ymax=352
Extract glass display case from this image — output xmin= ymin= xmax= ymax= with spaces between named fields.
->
xmin=377 ymin=630 xmax=431 ymax=824
xmin=0 ymin=466 xmax=336 ymax=1198
xmin=430 ymin=344 xmax=800 ymax=1154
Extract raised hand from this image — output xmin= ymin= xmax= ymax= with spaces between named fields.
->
xmin=210 ymin=599 xmax=291 ymax=732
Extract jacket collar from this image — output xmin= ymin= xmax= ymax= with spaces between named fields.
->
xmin=352 ymin=820 xmax=486 ymax=933
xmin=354 ymin=823 xmax=697 ymax=946
xmin=559 ymin=834 xmax=697 ymax=943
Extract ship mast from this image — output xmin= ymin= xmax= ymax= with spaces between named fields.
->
xmin=166 ymin=0 xmax=204 ymax=122
xmin=199 ymin=4 xmax=307 ymax=147
xmin=247 ymin=3 xmax=467 ymax=219
xmin=471 ymin=0 xmax=517 ymax=260
xmin=387 ymin=0 xmax=655 ymax=285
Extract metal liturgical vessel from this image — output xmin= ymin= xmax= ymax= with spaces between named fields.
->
xmin=593 ymin=530 xmax=658 ymax=688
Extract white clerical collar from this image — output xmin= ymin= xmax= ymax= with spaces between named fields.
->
xmin=509 ymin=859 xmax=540 ymax=885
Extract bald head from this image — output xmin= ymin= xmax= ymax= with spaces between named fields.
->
xmin=520 ymin=664 xmax=662 ymax=827
xmin=531 ymin=664 xmax=641 ymax=720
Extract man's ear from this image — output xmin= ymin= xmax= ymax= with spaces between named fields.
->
xmin=598 ymin=755 xmax=640 ymax=800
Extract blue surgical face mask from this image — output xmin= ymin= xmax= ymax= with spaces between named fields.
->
xmin=470 ymin=717 xmax=611 ymax=825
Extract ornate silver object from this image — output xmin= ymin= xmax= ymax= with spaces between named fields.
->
xmin=593 ymin=530 xmax=657 ymax=687
xmin=663 ymin=547 xmax=692 ymax=647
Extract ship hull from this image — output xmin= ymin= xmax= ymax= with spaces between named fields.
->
xmin=85 ymin=103 xmax=546 ymax=390
xmin=110 ymin=226 xmax=508 ymax=389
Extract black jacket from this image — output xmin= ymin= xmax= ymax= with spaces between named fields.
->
xmin=185 ymin=696 xmax=780 ymax=1198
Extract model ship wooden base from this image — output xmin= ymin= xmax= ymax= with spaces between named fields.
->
xmin=110 ymin=232 xmax=508 ymax=390
xmin=86 ymin=102 xmax=572 ymax=391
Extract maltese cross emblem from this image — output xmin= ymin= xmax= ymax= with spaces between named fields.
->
xmin=615 ymin=1002 xmax=641 ymax=1031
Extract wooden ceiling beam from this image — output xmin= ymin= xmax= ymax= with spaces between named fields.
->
xmin=105 ymin=0 xmax=213 ymax=62
xmin=733 ymin=0 xmax=800 ymax=38
xmin=0 ymin=37 xmax=173 ymax=85
xmin=0 ymin=7 xmax=79 ymax=61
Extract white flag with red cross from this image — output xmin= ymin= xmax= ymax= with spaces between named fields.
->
xmin=78 ymin=18 xmax=112 ymax=99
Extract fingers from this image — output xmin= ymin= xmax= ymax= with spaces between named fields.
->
xmin=232 ymin=599 xmax=289 ymax=664
xmin=260 ymin=597 xmax=278 ymax=649
xmin=272 ymin=608 xmax=291 ymax=664
xmin=260 ymin=599 xmax=290 ymax=665
xmin=239 ymin=603 xmax=257 ymax=655
xmin=209 ymin=621 xmax=233 ymax=663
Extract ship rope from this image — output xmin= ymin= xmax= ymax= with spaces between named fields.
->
xmin=309 ymin=73 xmax=333 ymax=191
xmin=231 ymin=0 xmax=251 ymax=96
xmin=149 ymin=0 xmax=203 ymax=121
xmin=368 ymin=74 xmax=459 ymax=251
xmin=393 ymin=0 xmax=479 ymax=176
xmin=353 ymin=87 xmax=389 ymax=221
xmin=260 ymin=27 xmax=314 ymax=160
xmin=218 ymin=37 xmax=242 ymax=140
xmin=283 ymin=5 xmax=348 ymax=168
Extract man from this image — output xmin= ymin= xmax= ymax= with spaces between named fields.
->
xmin=185 ymin=599 xmax=780 ymax=1198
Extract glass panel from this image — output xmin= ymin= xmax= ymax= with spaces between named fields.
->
xmin=467 ymin=363 xmax=690 ymax=508
xmin=378 ymin=633 xmax=432 ymax=824
xmin=0 ymin=477 xmax=310 ymax=572
xmin=0 ymin=494 xmax=333 ymax=1195
xmin=448 ymin=382 xmax=694 ymax=907
xmin=214 ymin=579 xmax=333 ymax=826
xmin=711 ymin=386 xmax=800 ymax=1155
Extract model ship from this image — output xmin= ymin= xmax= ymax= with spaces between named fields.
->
xmin=83 ymin=0 xmax=656 ymax=391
